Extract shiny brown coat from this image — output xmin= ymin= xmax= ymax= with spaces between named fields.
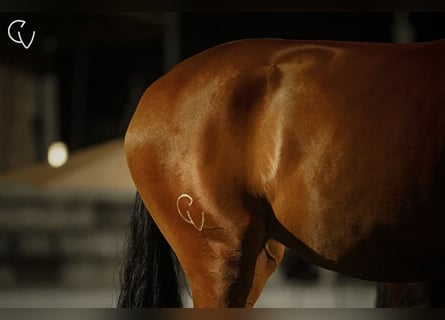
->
xmin=125 ymin=39 xmax=445 ymax=307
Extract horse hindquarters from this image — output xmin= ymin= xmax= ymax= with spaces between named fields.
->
xmin=123 ymin=49 xmax=288 ymax=307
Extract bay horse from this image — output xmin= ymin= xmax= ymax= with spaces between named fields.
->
xmin=118 ymin=38 xmax=445 ymax=308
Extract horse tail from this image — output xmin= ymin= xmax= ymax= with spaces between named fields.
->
xmin=118 ymin=192 xmax=184 ymax=307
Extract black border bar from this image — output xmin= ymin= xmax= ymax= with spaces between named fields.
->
xmin=1 ymin=0 xmax=445 ymax=12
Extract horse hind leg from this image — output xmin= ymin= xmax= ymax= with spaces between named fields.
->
xmin=185 ymin=221 xmax=285 ymax=308
xmin=243 ymin=238 xmax=285 ymax=306
xmin=142 ymin=188 xmax=285 ymax=307
xmin=376 ymin=281 xmax=445 ymax=307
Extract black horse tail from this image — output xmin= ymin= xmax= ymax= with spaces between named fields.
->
xmin=118 ymin=192 xmax=184 ymax=307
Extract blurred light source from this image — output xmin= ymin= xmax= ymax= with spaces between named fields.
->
xmin=47 ymin=142 xmax=68 ymax=168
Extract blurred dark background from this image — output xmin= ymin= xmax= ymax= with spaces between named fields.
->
xmin=0 ymin=12 xmax=444 ymax=307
